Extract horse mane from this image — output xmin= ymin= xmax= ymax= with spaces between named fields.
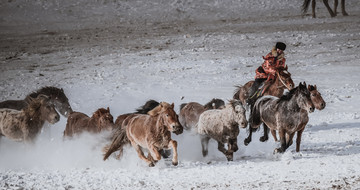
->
xmin=147 ymin=102 xmax=172 ymax=116
xmin=279 ymin=86 xmax=299 ymax=102
xmin=93 ymin=107 xmax=110 ymax=118
xmin=28 ymin=86 xmax=65 ymax=99
xmin=228 ymin=99 xmax=242 ymax=110
xmin=179 ymin=103 xmax=187 ymax=111
xmin=135 ymin=100 xmax=159 ymax=114
xmin=232 ymin=85 xmax=242 ymax=100
xmin=24 ymin=96 xmax=47 ymax=120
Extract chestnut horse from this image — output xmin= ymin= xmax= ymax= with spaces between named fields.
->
xmin=63 ymin=107 xmax=114 ymax=137
xmin=249 ymin=82 xmax=314 ymax=153
xmin=260 ymin=84 xmax=326 ymax=143
xmin=0 ymin=86 xmax=73 ymax=118
xmin=196 ymin=100 xmax=247 ymax=161
xmin=0 ymin=95 xmax=60 ymax=143
xmin=103 ymin=102 xmax=183 ymax=167
xmin=302 ymin=0 xmax=348 ymax=18
xmin=179 ymin=98 xmax=225 ymax=131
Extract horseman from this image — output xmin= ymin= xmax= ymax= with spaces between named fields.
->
xmin=247 ymin=42 xmax=287 ymax=105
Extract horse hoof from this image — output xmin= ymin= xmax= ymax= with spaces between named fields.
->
xmin=244 ymin=139 xmax=250 ymax=146
xmin=259 ymin=136 xmax=268 ymax=142
xmin=172 ymin=161 xmax=178 ymax=166
xmin=273 ymin=148 xmax=284 ymax=154
xmin=149 ymin=162 xmax=155 ymax=167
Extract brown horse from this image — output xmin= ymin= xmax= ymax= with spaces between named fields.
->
xmin=196 ymin=100 xmax=247 ymax=161
xmin=103 ymin=102 xmax=183 ymax=167
xmin=0 ymin=86 xmax=73 ymax=118
xmin=233 ymin=66 xmax=294 ymax=107
xmin=249 ymin=82 xmax=314 ymax=153
xmin=0 ymin=95 xmax=60 ymax=143
xmin=63 ymin=107 xmax=114 ymax=137
xmin=302 ymin=0 xmax=348 ymax=18
xmin=179 ymin=98 xmax=225 ymax=131
xmin=261 ymin=84 xmax=326 ymax=142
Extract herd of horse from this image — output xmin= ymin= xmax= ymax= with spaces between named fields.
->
xmin=0 ymin=67 xmax=326 ymax=167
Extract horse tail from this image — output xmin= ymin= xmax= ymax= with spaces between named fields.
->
xmin=302 ymin=0 xmax=311 ymax=14
xmin=179 ymin=103 xmax=187 ymax=111
xmin=233 ymin=85 xmax=242 ymax=100
xmin=103 ymin=126 xmax=129 ymax=161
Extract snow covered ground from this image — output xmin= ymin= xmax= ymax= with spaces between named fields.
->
xmin=1 ymin=0 xmax=360 ymax=189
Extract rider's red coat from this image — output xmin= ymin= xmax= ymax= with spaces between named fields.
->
xmin=255 ymin=47 xmax=286 ymax=80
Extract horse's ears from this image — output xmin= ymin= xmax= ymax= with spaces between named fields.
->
xmin=61 ymin=88 xmax=64 ymax=92
xmin=314 ymin=85 xmax=317 ymax=90
xmin=171 ymin=103 xmax=174 ymax=109
xmin=107 ymin=107 xmax=110 ymax=112
xmin=285 ymin=64 xmax=288 ymax=70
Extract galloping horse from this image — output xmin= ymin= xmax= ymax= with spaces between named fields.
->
xmin=249 ymin=82 xmax=314 ymax=153
xmin=260 ymin=84 xmax=326 ymax=143
xmin=233 ymin=66 xmax=294 ymax=146
xmin=63 ymin=107 xmax=114 ymax=137
xmin=196 ymin=100 xmax=247 ymax=161
xmin=233 ymin=66 xmax=294 ymax=107
xmin=111 ymin=100 xmax=172 ymax=159
xmin=302 ymin=0 xmax=348 ymax=18
xmin=179 ymin=98 xmax=225 ymax=131
xmin=0 ymin=95 xmax=60 ymax=143
xmin=0 ymin=86 xmax=73 ymax=118
xmin=103 ymin=102 xmax=183 ymax=167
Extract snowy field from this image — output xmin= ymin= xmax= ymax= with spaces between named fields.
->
xmin=1 ymin=0 xmax=360 ymax=189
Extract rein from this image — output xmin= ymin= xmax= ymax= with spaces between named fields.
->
xmin=277 ymin=72 xmax=290 ymax=90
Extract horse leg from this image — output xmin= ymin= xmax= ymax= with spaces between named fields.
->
xmin=334 ymin=0 xmax=338 ymax=16
xmin=323 ymin=0 xmax=336 ymax=17
xmin=169 ymin=140 xmax=179 ymax=166
xmin=131 ymin=141 xmax=154 ymax=167
xmin=217 ymin=142 xmax=233 ymax=161
xmin=296 ymin=128 xmax=305 ymax=152
xmin=312 ymin=0 xmax=316 ymax=18
xmin=271 ymin=129 xmax=278 ymax=142
xmin=200 ymin=136 xmax=210 ymax=157
xmin=148 ymin=144 xmax=161 ymax=162
xmin=274 ymin=129 xmax=287 ymax=154
xmin=228 ymin=138 xmax=239 ymax=153
xmin=286 ymin=133 xmax=295 ymax=149
xmin=341 ymin=0 xmax=348 ymax=16
xmin=260 ymin=124 xmax=269 ymax=142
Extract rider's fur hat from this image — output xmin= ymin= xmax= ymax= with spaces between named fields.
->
xmin=275 ymin=42 xmax=286 ymax=51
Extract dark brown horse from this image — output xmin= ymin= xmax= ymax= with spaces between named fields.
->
xmin=302 ymin=0 xmax=348 ymax=18
xmin=179 ymin=98 xmax=225 ymax=131
xmin=261 ymin=84 xmax=326 ymax=142
xmin=103 ymin=102 xmax=183 ymax=167
xmin=63 ymin=107 xmax=114 ymax=137
xmin=0 ymin=95 xmax=60 ymax=143
xmin=233 ymin=66 xmax=294 ymax=107
xmin=0 ymin=86 xmax=73 ymax=118
xmin=249 ymin=82 xmax=314 ymax=153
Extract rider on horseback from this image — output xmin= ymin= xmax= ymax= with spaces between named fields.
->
xmin=247 ymin=42 xmax=287 ymax=105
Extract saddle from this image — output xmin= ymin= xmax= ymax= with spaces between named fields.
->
xmin=249 ymin=80 xmax=272 ymax=100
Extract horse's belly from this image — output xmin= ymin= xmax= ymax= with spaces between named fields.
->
xmin=0 ymin=111 xmax=24 ymax=140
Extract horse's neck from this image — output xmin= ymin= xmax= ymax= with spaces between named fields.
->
xmin=25 ymin=111 xmax=45 ymax=133
xmin=284 ymin=95 xmax=301 ymax=112
xmin=155 ymin=114 xmax=169 ymax=133
xmin=267 ymin=78 xmax=285 ymax=97
xmin=89 ymin=116 xmax=101 ymax=131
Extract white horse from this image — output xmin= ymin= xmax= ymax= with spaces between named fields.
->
xmin=196 ymin=100 xmax=247 ymax=161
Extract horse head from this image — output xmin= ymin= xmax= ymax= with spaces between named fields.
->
xmin=151 ymin=102 xmax=183 ymax=135
xmin=297 ymin=82 xmax=315 ymax=113
xmin=93 ymin=107 xmax=114 ymax=131
xmin=30 ymin=94 xmax=60 ymax=124
xmin=308 ymin=84 xmax=326 ymax=110
xmin=52 ymin=88 xmax=73 ymax=117
xmin=229 ymin=99 xmax=247 ymax=128
xmin=276 ymin=65 xmax=294 ymax=90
